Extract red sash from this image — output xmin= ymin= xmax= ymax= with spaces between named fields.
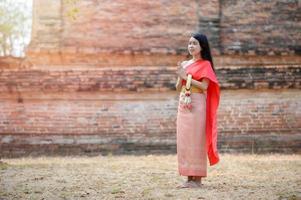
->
xmin=181 ymin=60 xmax=220 ymax=166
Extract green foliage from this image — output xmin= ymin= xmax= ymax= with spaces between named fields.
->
xmin=0 ymin=0 xmax=32 ymax=57
xmin=0 ymin=0 xmax=80 ymax=57
xmin=0 ymin=161 xmax=9 ymax=170
xmin=63 ymin=0 xmax=80 ymax=21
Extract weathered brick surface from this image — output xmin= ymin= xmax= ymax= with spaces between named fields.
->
xmin=27 ymin=0 xmax=301 ymax=66
xmin=62 ymin=1 xmax=198 ymax=51
xmin=218 ymin=65 xmax=301 ymax=89
xmin=1 ymin=0 xmax=301 ymax=156
xmin=197 ymin=0 xmax=221 ymax=54
xmin=220 ymin=0 xmax=301 ymax=55
xmin=0 ymin=90 xmax=300 ymax=157
xmin=0 ymin=65 xmax=299 ymax=94
xmin=28 ymin=0 xmax=199 ymax=66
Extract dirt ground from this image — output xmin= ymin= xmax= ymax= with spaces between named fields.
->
xmin=0 ymin=153 xmax=300 ymax=200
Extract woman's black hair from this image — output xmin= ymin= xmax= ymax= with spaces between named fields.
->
xmin=187 ymin=33 xmax=216 ymax=73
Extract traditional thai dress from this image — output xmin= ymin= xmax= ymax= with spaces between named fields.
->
xmin=177 ymin=59 xmax=220 ymax=177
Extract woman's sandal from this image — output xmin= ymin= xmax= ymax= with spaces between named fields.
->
xmin=177 ymin=181 xmax=202 ymax=188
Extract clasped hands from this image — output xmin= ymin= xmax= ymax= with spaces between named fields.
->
xmin=176 ymin=61 xmax=188 ymax=80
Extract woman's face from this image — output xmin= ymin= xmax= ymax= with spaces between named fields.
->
xmin=188 ymin=37 xmax=201 ymax=56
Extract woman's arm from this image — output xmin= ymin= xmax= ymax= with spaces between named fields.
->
xmin=181 ymin=75 xmax=210 ymax=91
xmin=175 ymin=60 xmax=188 ymax=92
xmin=191 ymin=78 xmax=209 ymax=91
xmin=175 ymin=77 xmax=183 ymax=92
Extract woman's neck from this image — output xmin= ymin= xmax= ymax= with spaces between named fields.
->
xmin=192 ymin=55 xmax=202 ymax=62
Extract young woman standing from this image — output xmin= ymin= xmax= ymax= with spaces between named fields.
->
xmin=176 ymin=33 xmax=220 ymax=188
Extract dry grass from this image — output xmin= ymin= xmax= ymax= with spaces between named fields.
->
xmin=0 ymin=153 xmax=300 ymax=200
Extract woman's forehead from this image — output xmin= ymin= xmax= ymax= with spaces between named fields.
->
xmin=189 ymin=37 xmax=199 ymax=43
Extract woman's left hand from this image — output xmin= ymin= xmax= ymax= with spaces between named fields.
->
xmin=176 ymin=66 xmax=187 ymax=80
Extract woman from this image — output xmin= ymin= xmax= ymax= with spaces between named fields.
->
xmin=175 ymin=33 xmax=220 ymax=188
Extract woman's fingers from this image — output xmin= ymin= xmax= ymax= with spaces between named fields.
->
xmin=176 ymin=61 xmax=187 ymax=78
xmin=177 ymin=68 xmax=184 ymax=76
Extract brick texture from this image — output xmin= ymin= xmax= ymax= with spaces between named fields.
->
xmin=0 ymin=65 xmax=299 ymax=94
xmin=0 ymin=90 xmax=300 ymax=157
xmin=220 ymin=0 xmax=301 ymax=55
xmin=26 ymin=0 xmax=301 ymax=66
xmin=1 ymin=0 xmax=301 ymax=156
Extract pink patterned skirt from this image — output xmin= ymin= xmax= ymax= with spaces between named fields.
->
xmin=176 ymin=92 xmax=207 ymax=177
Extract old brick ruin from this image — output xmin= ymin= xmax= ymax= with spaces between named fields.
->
xmin=0 ymin=0 xmax=300 ymax=157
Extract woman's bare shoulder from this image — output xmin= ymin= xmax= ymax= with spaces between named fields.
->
xmin=181 ymin=60 xmax=189 ymax=64
xmin=180 ymin=60 xmax=192 ymax=66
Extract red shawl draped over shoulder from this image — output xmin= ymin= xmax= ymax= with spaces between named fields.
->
xmin=181 ymin=59 xmax=220 ymax=166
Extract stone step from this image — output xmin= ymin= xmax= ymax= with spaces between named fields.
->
xmin=1 ymin=134 xmax=300 ymax=158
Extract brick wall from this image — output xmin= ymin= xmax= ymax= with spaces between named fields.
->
xmin=27 ymin=0 xmax=301 ymax=66
xmin=1 ymin=0 xmax=301 ymax=157
xmin=0 ymin=65 xmax=299 ymax=94
xmin=0 ymin=63 xmax=300 ymax=157
xmin=197 ymin=0 xmax=221 ymax=54
xmin=28 ymin=0 xmax=199 ymax=66
xmin=220 ymin=0 xmax=301 ymax=55
xmin=0 ymin=89 xmax=300 ymax=157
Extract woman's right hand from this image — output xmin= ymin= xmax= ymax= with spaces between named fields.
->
xmin=176 ymin=61 xmax=184 ymax=78
xmin=176 ymin=61 xmax=188 ymax=80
